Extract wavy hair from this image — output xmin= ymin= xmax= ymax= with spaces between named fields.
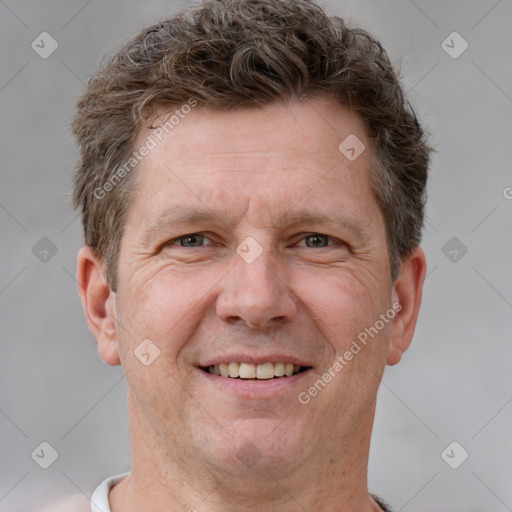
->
xmin=72 ymin=0 xmax=432 ymax=290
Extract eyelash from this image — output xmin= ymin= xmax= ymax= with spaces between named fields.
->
xmin=166 ymin=232 xmax=342 ymax=249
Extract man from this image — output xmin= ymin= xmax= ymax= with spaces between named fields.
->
xmin=72 ymin=0 xmax=431 ymax=510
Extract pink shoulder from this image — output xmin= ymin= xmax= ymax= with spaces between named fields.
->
xmin=32 ymin=493 xmax=91 ymax=512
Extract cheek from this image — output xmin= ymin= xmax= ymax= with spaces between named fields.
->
xmin=302 ymin=274 xmax=391 ymax=417
xmin=294 ymin=267 xmax=389 ymax=351
xmin=116 ymin=267 xmax=221 ymax=362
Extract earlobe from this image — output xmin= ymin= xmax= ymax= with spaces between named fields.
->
xmin=76 ymin=246 xmax=121 ymax=366
xmin=387 ymin=246 xmax=427 ymax=366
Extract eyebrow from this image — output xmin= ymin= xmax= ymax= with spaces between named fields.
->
xmin=141 ymin=205 xmax=370 ymax=245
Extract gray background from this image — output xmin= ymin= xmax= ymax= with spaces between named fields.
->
xmin=1 ymin=0 xmax=511 ymax=510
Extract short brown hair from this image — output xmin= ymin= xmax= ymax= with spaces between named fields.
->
xmin=72 ymin=0 xmax=432 ymax=291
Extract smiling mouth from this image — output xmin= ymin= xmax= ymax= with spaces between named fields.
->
xmin=200 ymin=362 xmax=311 ymax=380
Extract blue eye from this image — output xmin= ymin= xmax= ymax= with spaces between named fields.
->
xmin=173 ymin=234 xmax=210 ymax=247
xmin=298 ymin=234 xmax=333 ymax=248
xmin=167 ymin=233 xmax=338 ymax=249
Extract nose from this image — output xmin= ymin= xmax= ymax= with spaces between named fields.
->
xmin=215 ymin=250 xmax=298 ymax=329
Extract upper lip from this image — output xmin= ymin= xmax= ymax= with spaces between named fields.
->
xmin=198 ymin=354 xmax=312 ymax=367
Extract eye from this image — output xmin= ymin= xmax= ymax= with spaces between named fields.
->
xmin=297 ymin=233 xmax=336 ymax=248
xmin=165 ymin=232 xmax=342 ymax=250
xmin=170 ymin=233 xmax=212 ymax=247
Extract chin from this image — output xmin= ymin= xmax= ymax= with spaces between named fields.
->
xmin=203 ymin=418 xmax=311 ymax=476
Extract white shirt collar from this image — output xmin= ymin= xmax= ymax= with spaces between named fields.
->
xmin=90 ymin=473 xmax=395 ymax=512
xmin=90 ymin=472 xmax=129 ymax=512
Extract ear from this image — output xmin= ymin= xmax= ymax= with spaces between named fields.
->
xmin=76 ymin=246 xmax=120 ymax=366
xmin=387 ymin=246 xmax=427 ymax=366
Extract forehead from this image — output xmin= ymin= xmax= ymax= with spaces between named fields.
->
xmin=139 ymin=97 xmax=368 ymax=167
xmin=127 ymin=97 xmax=380 ymax=231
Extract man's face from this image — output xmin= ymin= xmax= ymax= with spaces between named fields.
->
xmin=114 ymin=97 xmax=393 ymax=476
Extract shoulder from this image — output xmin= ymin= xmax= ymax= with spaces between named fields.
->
xmin=371 ymin=494 xmax=397 ymax=512
xmin=32 ymin=494 xmax=91 ymax=512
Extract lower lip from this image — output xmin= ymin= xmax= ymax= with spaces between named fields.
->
xmin=197 ymin=367 xmax=313 ymax=398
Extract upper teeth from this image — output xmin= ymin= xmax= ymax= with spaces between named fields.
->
xmin=207 ymin=362 xmax=301 ymax=379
